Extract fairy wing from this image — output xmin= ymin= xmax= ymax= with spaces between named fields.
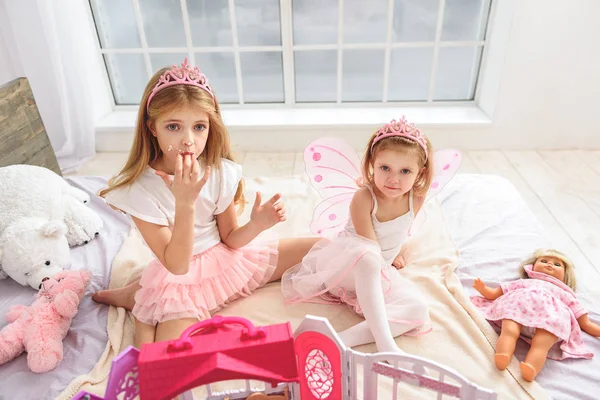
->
xmin=304 ymin=137 xmax=362 ymax=237
xmin=408 ymin=149 xmax=462 ymax=236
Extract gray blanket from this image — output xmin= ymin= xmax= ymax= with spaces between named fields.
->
xmin=440 ymin=174 xmax=600 ymax=400
xmin=0 ymin=176 xmax=129 ymax=400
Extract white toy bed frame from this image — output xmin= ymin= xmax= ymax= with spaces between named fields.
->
xmin=77 ymin=315 xmax=496 ymax=400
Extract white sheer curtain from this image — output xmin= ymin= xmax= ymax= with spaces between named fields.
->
xmin=1 ymin=0 xmax=112 ymax=173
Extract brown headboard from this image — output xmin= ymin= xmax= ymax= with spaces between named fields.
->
xmin=0 ymin=77 xmax=61 ymax=175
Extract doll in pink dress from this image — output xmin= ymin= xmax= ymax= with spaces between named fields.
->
xmin=471 ymin=249 xmax=600 ymax=382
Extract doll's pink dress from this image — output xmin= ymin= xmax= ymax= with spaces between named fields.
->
xmin=471 ymin=265 xmax=593 ymax=360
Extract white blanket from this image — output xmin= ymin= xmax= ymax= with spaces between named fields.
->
xmin=60 ymin=175 xmax=549 ymax=399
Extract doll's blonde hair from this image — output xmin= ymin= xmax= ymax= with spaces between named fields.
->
xmin=361 ymin=133 xmax=433 ymax=198
xmin=519 ymin=248 xmax=577 ymax=290
xmin=99 ymin=67 xmax=245 ymax=213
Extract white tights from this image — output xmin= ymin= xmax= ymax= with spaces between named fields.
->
xmin=331 ymin=252 xmax=429 ymax=353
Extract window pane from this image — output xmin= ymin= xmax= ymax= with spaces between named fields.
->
xmin=104 ymin=54 xmax=148 ymax=105
xmin=90 ymin=0 xmax=140 ymax=48
xmin=344 ymin=0 xmax=387 ymax=44
xmin=188 ymin=0 xmax=233 ymax=46
xmin=195 ymin=52 xmax=239 ymax=104
xmin=434 ymin=46 xmax=482 ymax=101
xmin=240 ymin=52 xmax=284 ymax=103
xmin=393 ymin=0 xmax=439 ymax=42
xmin=342 ymin=50 xmax=385 ymax=102
xmin=442 ymin=0 xmax=492 ymax=41
xmin=235 ymin=0 xmax=281 ymax=46
xmin=139 ymin=0 xmax=186 ymax=47
xmin=150 ymin=53 xmax=188 ymax=73
xmin=294 ymin=50 xmax=337 ymax=103
xmin=96 ymin=1 xmax=489 ymax=105
xmin=293 ymin=0 xmax=337 ymax=45
xmin=388 ymin=47 xmax=433 ymax=101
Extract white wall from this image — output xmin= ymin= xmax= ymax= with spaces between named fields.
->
xmin=178 ymin=0 xmax=600 ymax=151
xmin=1 ymin=0 xmax=70 ymax=153
xmin=0 ymin=33 xmax=17 ymax=85
xmin=428 ymin=0 xmax=599 ymax=150
xmin=0 ymin=0 xmax=20 ymax=85
xmin=0 ymin=0 xmax=113 ymax=171
xmin=3 ymin=0 xmax=600 ymax=152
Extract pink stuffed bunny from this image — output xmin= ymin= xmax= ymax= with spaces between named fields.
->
xmin=0 ymin=269 xmax=91 ymax=373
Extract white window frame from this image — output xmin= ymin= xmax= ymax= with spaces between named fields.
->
xmin=86 ymin=0 xmax=516 ymax=152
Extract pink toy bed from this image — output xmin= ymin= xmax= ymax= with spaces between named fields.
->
xmin=73 ymin=315 xmax=497 ymax=400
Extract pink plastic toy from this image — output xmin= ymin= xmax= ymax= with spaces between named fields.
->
xmin=139 ymin=316 xmax=298 ymax=399
xmin=75 ymin=315 xmax=497 ymax=400
xmin=72 ymin=346 xmax=140 ymax=400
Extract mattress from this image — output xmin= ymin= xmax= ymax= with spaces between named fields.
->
xmin=439 ymin=174 xmax=600 ymax=400
xmin=0 ymin=176 xmax=130 ymax=400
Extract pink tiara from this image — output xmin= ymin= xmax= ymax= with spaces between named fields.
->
xmin=146 ymin=58 xmax=214 ymax=112
xmin=371 ymin=116 xmax=428 ymax=159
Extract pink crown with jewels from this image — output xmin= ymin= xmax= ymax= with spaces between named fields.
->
xmin=146 ymin=58 xmax=214 ymax=112
xmin=371 ymin=116 xmax=428 ymax=159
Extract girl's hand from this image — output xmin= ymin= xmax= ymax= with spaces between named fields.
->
xmin=250 ymin=192 xmax=286 ymax=231
xmin=156 ymin=154 xmax=210 ymax=205
xmin=392 ymin=253 xmax=406 ymax=269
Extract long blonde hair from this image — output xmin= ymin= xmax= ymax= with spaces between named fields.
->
xmin=99 ymin=67 xmax=246 ymax=213
xmin=361 ymin=132 xmax=433 ymax=197
xmin=519 ymin=248 xmax=577 ymax=291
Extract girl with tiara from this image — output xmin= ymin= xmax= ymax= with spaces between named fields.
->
xmin=282 ymin=118 xmax=461 ymax=354
xmin=95 ymin=59 xmax=319 ymax=347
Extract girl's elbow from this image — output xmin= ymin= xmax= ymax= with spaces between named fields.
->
xmin=221 ymin=237 xmax=241 ymax=250
xmin=166 ymin=265 xmax=189 ymax=275
xmin=163 ymin=256 xmax=190 ymax=275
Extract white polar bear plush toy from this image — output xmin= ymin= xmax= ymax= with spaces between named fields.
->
xmin=0 ymin=165 xmax=103 ymax=289
xmin=0 ymin=218 xmax=70 ymax=289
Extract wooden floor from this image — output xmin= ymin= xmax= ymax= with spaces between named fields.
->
xmin=76 ymin=150 xmax=600 ymax=296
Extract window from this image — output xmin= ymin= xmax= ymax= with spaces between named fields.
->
xmin=90 ymin=0 xmax=492 ymax=106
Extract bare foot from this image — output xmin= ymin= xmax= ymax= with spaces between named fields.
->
xmin=494 ymin=353 xmax=510 ymax=370
xmin=92 ymin=280 xmax=140 ymax=311
xmin=520 ymin=362 xmax=537 ymax=382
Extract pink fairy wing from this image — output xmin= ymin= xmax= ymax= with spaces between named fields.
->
xmin=309 ymin=193 xmax=355 ymax=237
xmin=408 ymin=199 xmax=427 ymax=237
xmin=428 ymin=149 xmax=462 ymax=199
xmin=408 ymin=149 xmax=462 ymax=236
xmin=304 ymin=137 xmax=362 ymax=237
xmin=304 ymin=137 xmax=362 ymax=199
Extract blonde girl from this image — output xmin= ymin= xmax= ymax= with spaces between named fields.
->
xmin=94 ymin=59 xmax=318 ymax=347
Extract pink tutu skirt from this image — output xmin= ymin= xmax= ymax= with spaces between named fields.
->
xmin=282 ymin=235 xmax=431 ymax=335
xmin=133 ymin=237 xmax=278 ymax=325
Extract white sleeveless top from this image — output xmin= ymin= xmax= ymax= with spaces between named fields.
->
xmin=342 ymin=186 xmax=415 ymax=265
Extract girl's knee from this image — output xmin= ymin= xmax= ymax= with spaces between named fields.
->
xmin=354 ymin=253 xmax=381 ymax=275
xmin=134 ymin=318 xmax=156 ymax=347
